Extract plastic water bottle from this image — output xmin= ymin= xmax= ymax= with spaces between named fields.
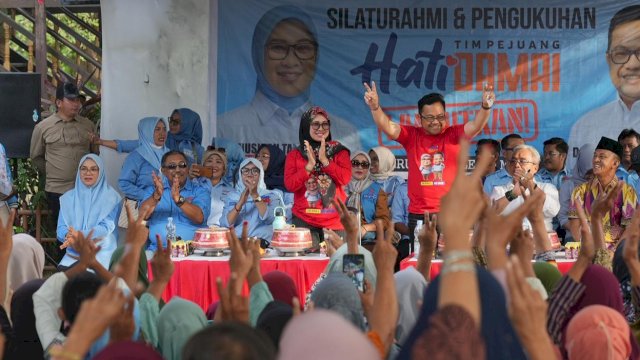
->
xmin=414 ymin=220 xmax=423 ymax=256
xmin=166 ymin=216 xmax=177 ymax=248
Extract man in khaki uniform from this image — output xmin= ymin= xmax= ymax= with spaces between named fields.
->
xmin=30 ymin=82 xmax=97 ymax=222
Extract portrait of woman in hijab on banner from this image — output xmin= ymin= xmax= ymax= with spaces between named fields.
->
xmin=217 ymin=4 xmax=361 ymax=153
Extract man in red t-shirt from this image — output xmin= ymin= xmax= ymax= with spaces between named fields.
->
xmin=363 ymin=82 xmax=495 ymax=257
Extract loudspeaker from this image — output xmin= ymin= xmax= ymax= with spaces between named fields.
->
xmin=0 ymin=73 xmax=41 ymax=158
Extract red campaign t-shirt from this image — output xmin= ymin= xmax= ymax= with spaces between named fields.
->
xmin=396 ymin=124 xmax=466 ymax=214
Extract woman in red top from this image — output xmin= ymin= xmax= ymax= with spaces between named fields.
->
xmin=284 ymin=106 xmax=351 ymax=247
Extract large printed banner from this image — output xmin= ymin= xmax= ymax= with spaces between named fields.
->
xmin=215 ymin=0 xmax=635 ymax=171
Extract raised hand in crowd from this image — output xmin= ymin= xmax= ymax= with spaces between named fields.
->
xmin=485 ymin=190 xmax=543 ymax=271
xmin=506 ymin=256 xmax=556 ymax=360
xmin=323 ymin=228 xmax=344 ymax=257
xmin=246 ymin=234 xmax=264 ymax=288
xmin=623 ymin=206 xmax=640 ymax=287
xmin=416 ymin=211 xmax=437 ymax=281
xmin=52 ymin=278 xmax=129 ymax=360
xmin=367 ymin=219 xmax=398 ymax=354
xmin=333 ymin=198 xmax=359 ymax=254
xmin=567 ymin=200 xmax=595 ymax=282
xmin=303 ymin=140 xmax=317 ymax=173
xmin=590 ymin=181 xmax=622 ymax=251
xmin=115 ymin=202 xmax=152 ymax=293
xmin=216 ymin=273 xmax=250 ymax=324
xmin=509 ymin=230 xmax=535 ymax=277
xmin=437 ymin=139 xmax=491 ymax=326
xmin=522 ymin=187 xmax=553 ymax=256
xmin=228 ymin=222 xmax=255 ymax=294
xmin=0 ymin=208 xmax=15 ymax=303
xmin=148 ymin=234 xmax=175 ymax=301
xmin=109 ymin=295 xmax=135 ymax=344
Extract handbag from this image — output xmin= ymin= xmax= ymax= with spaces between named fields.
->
xmin=117 ymin=198 xmax=139 ymax=228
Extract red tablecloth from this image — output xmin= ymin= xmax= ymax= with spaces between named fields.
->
xmin=400 ymin=257 xmax=576 ymax=280
xmin=148 ymin=254 xmax=329 ymax=311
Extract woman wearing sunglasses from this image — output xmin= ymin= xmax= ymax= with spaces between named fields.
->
xmin=346 ymin=151 xmax=391 ymax=247
xmin=140 ymin=150 xmax=211 ymax=251
xmin=221 ymin=158 xmax=284 ymax=247
xmin=284 ymin=106 xmax=351 ymax=247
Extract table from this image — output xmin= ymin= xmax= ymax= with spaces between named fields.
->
xmin=148 ymin=254 xmax=329 ymax=311
xmin=400 ymin=257 xmax=576 ymax=280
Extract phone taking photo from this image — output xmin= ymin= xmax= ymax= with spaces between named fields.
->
xmin=342 ymin=254 xmax=365 ymax=292
xmin=192 ymin=164 xmax=213 ymax=178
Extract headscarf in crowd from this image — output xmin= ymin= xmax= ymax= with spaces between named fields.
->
xmin=565 ymin=305 xmax=632 ymax=360
xmin=326 ymin=243 xmax=377 ymax=287
xmin=532 ymin=262 xmax=562 ymax=296
xmin=94 ymin=341 xmax=163 ymax=360
xmin=60 ymin=154 xmax=122 ymax=235
xmin=157 ymin=297 xmax=208 ymax=360
xmin=8 ymin=233 xmax=44 ymax=292
xmin=236 ymin=158 xmax=268 ymax=197
xmin=394 ymin=267 xmax=427 ymax=346
xmin=369 ymin=146 xmax=397 ymax=181
xmin=278 ymin=309 xmax=379 ymax=360
xmin=252 ymin=5 xmax=317 ymax=113
xmin=211 ymin=137 xmax=245 ymax=185
xmin=257 ymin=144 xmax=286 ymax=192
xmin=134 ymin=117 xmax=169 ymax=170
xmin=345 ymin=151 xmax=373 ymax=210
xmin=399 ymin=265 xmax=527 ymax=360
xmin=263 ymin=271 xmax=298 ymax=308
xmin=167 ymin=108 xmax=203 ymax=146
xmin=201 ymin=149 xmax=228 ymax=182
xmin=10 ymin=279 xmax=45 ymax=360
xmin=310 ymin=273 xmax=365 ymax=331
xmin=564 ymin=264 xmax=640 ymax=358
xmin=256 ymin=300 xmax=293 ymax=350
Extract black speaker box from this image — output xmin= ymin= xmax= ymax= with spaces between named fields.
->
xmin=0 ymin=73 xmax=41 ymax=158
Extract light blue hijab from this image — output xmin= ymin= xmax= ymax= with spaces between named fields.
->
xmin=252 ymin=5 xmax=317 ymax=114
xmin=212 ymin=137 xmax=245 ymax=185
xmin=134 ymin=117 xmax=169 ymax=170
xmin=60 ymin=154 xmax=122 ymax=232
xmin=167 ymin=108 xmax=203 ymax=147
xmin=236 ymin=158 xmax=268 ymax=197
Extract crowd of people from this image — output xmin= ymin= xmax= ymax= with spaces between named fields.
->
xmin=0 ymin=3 xmax=638 ymax=360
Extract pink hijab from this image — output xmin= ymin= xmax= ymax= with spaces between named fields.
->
xmin=566 ymin=305 xmax=631 ymax=360
xmin=278 ymin=309 xmax=379 ymax=360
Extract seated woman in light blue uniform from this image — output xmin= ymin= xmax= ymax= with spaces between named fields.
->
xmin=118 ymin=117 xmax=169 ymax=204
xmin=97 ymin=108 xmax=205 ymax=166
xmin=211 ymin=137 xmax=246 ymax=186
xmin=141 ymin=151 xmax=211 ymax=251
xmin=345 ymin=151 xmax=390 ymax=245
xmin=57 ymin=154 xmax=122 ymax=268
xmin=189 ymin=149 xmax=234 ymax=226
xmin=221 ymin=158 xmax=284 ymax=247
xmin=369 ymin=146 xmax=404 ymax=206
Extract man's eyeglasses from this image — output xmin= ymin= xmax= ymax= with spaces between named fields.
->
xmin=163 ymin=162 xmax=187 ymax=170
xmin=206 ymin=146 xmax=226 ymax=153
xmin=241 ymin=167 xmax=260 ymax=175
xmin=419 ymin=114 xmax=446 ymax=123
xmin=608 ymin=48 xmax=640 ymax=65
xmin=310 ymin=121 xmax=330 ymax=130
xmin=544 ymin=151 xmax=562 ymax=158
xmin=351 ymin=160 xmax=370 ymax=169
xmin=509 ymin=159 xmax=535 ymax=165
xmin=80 ymin=166 xmax=99 ymax=173
xmin=266 ymin=41 xmax=318 ymax=61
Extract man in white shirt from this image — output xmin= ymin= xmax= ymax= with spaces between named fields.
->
xmin=491 ymin=144 xmax=560 ymax=232
xmin=567 ymin=6 xmax=640 ymax=170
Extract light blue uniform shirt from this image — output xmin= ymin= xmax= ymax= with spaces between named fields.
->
xmin=118 ymin=151 xmax=160 ymax=202
xmin=391 ymin=182 xmax=410 ymax=241
xmin=220 ymin=189 xmax=283 ymax=242
xmin=537 ymin=167 xmax=571 ymax=190
xmin=193 ymin=177 xmax=234 ymax=227
xmin=373 ymin=175 xmax=405 ymax=206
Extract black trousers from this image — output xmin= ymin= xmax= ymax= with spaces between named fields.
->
xmin=45 ymin=191 xmax=62 ymax=227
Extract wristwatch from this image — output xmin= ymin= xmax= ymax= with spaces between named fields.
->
xmin=505 ymin=190 xmax=517 ymax=202
xmin=254 ymin=196 xmax=262 ymax=202
xmin=176 ymin=195 xmax=186 ymax=207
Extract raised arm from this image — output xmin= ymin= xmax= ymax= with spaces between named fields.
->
xmin=364 ymin=81 xmax=400 ymax=140
xmin=463 ymin=83 xmax=494 ymax=137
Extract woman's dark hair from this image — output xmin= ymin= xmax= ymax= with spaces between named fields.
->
xmin=182 ymin=322 xmax=276 ymax=360
xmin=61 ymin=272 xmax=104 ymax=324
